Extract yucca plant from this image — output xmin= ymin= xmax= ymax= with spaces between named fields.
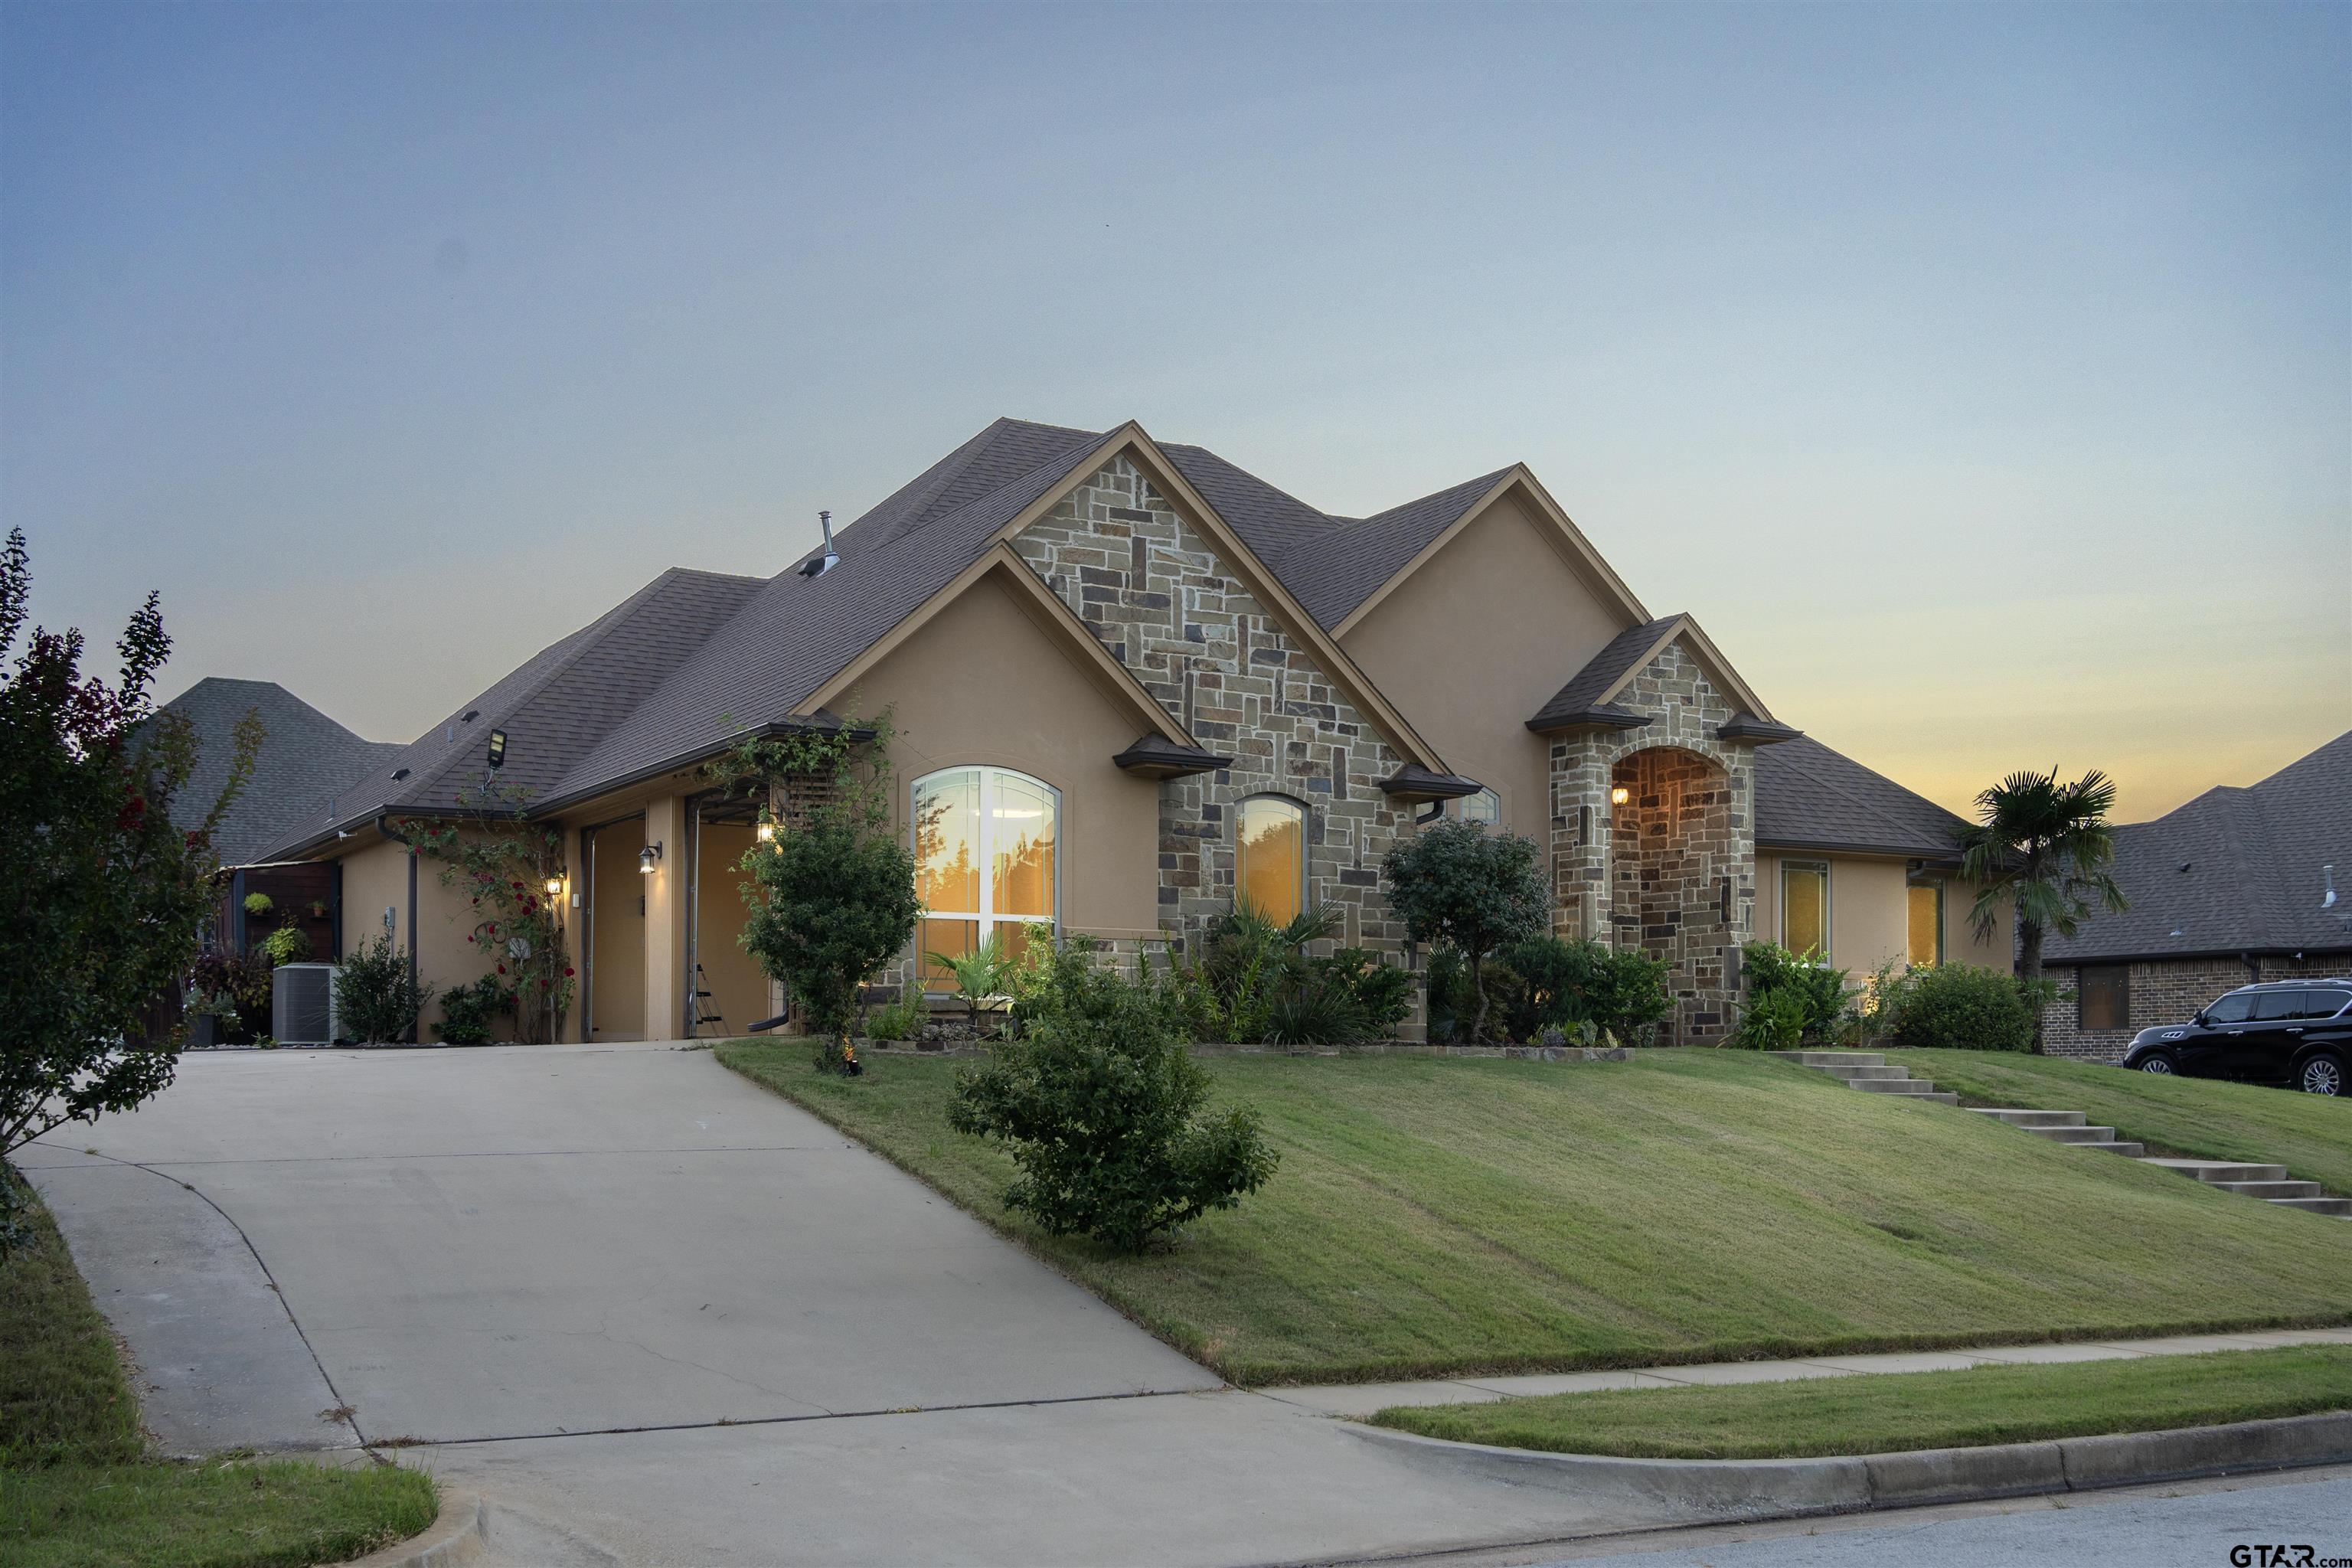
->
xmin=928 ymin=929 xmax=1015 ymax=1038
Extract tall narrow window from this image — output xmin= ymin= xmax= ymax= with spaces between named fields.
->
xmin=913 ymin=767 xmax=1057 ymax=988
xmin=1906 ymin=877 xmax=1945 ymax=969
xmin=1780 ymin=861 xmax=1830 ymax=958
xmin=1236 ymin=795 xmax=1306 ymax=924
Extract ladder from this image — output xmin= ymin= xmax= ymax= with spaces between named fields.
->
xmin=691 ymin=964 xmax=727 ymax=1037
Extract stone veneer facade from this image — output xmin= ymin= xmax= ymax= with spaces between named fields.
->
xmin=2040 ymin=952 xmax=2352 ymax=1061
xmin=1545 ymin=643 xmax=1759 ymax=1044
xmin=1012 ymin=456 xmax=1420 ymax=962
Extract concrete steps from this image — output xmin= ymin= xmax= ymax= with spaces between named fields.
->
xmin=1769 ymin=1054 xmax=2348 ymax=1220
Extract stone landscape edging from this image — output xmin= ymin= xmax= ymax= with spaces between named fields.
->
xmin=1344 ymin=1411 xmax=2352 ymax=1522
xmin=337 ymin=1488 xmax=488 ymax=1568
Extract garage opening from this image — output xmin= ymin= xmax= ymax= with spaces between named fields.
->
xmin=583 ymin=815 xmax=647 ymax=1040
xmin=688 ymin=795 xmax=772 ymax=1040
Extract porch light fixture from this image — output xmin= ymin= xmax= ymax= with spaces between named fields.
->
xmin=544 ymin=877 xmax=563 ymax=897
xmin=1610 ymin=786 xmax=1630 ymax=806
xmin=639 ymin=841 xmax=663 ymax=874
xmin=756 ymin=822 xmax=776 ymax=843
xmin=486 ymin=728 xmax=508 ymax=769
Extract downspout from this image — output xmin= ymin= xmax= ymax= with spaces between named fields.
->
xmin=376 ymin=815 xmax=420 ymax=1044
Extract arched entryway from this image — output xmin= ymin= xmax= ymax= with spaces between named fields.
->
xmin=1609 ymin=746 xmax=1739 ymax=1044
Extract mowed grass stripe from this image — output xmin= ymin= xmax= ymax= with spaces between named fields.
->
xmin=717 ymin=1045 xmax=2352 ymax=1384
xmin=1371 ymin=1344 xmax=2352 ymax=1459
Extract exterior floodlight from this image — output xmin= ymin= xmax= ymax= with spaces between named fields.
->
xmin=486 ymin=728 xmax=508 ymax=769
xmin=640 ymin=841 xmax=662 ymax=874
xmin=1610 ymin=786 xmax=1630 ymax=806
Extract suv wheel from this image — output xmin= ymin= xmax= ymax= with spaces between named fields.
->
xmin=2138 ymin=1052 xmax=2176 ymax=1076
xmin=2300 ymin=1053 xmax=2343 ymax=1097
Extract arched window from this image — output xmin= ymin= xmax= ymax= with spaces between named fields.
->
xmin=1236 ymin=795 xmax=1306 ymax=923
xmin=913 ymin=767 xmax=1057 ymax=988
xmin=1459 ymin=788 xmax=1501 ymax=828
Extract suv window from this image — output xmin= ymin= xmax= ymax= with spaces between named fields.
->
xmin=2204 ymin=992 xmax=2256 ymax=1024
xmin=2305 ymin=988 xmax=2351 ymax=1020
xmin=2254 ymin=990 xmax=2308 ymax=1021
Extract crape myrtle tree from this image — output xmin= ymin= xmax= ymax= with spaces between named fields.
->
xmin=0 ymin=529 xmax=259 ymax=1257
xmin=1381 ymin=819 xmax=1551 ymax=1044
xmin=1957 ymin=768 xmax=2127 ymax=1051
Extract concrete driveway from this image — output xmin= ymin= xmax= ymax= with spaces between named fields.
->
xmin=23 ymin=1043 xmax=1215 ymax=1451
xmin=18 ymin=1042 xmax=1679 ymax=1564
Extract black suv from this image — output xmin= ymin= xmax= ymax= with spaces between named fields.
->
xmin=2121 ymin=980 xmax=2350 ymax=1096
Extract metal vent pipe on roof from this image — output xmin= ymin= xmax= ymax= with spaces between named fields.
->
xmin=799 ymin=510 xmax=838 ymax=577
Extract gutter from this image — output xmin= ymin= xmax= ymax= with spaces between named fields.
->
xmin=375 ymin=814 xmax=421 ymax=1044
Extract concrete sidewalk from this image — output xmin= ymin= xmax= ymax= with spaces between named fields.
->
xmin=1261 ymin=1325 xmax=2352 ymax=1417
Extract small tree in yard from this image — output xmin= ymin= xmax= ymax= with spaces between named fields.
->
xmin=0 ymin=530 xmax=258 ymax=1257
xmin=1382 ymin=820 xmax=1550 ymax=1043
xmin=727 ymin=714 xmax=919 ymax=1073
xmin=1958 ymin=768 xmax=2127 ymax=1050
xmin=949 ymin=939 xmax=1278 ymax=1253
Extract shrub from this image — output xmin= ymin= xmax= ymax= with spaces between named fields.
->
xmin=1423 ymin=947 xmax=1470 ymax=1044
xmin=1739 ymin=942 xmax=1854 ymax=1043
xmin=190 ymin=949 xmax=272 ymax=1037
xmin=334 ymin=935 xmax=432 ymax=1044
xmin=257 ymin=923 xmax=311 ymax=967
xmin=434 ymin=975 xmax=508 ymax=1045
xmin=927 ymin=929 xmax=1013 ymax=1038
xmin=1501 ymin=937 xmax=1674 ymax=1046
xmin=1890 ymin=962 xmax=2036 ymax=1052
xmin=1311 ymin=948 xmax=1415 ymax=1035
xmin=1186 ymin=900 xmax=1341 ymax=1044
xmin=740 ymin=818 xmax=920 ymax=1072
xmin=949 ymin=939 xmax=1279 ymax=1252
xmin=1381 ymin=822 xmax=1550 ymax=1042
xmin=1263 ymin=975 xmax=1369 ymax=1047
xmin=862 ymin=987 xmax=927 ymax=1043
xmin=1730 ymin=985 xmax=1811 ymax=1050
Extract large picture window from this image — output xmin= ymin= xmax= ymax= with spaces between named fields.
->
xmin=1236 ymin=795 xmax=1306 ymax=924
xmin=1906 ymin=877 xmax=1945 ymax=969
xmin=913 ymin=767 xmax=1057 ymax=988
xmin=1780 ymin=860 xmax=1829 ymax=958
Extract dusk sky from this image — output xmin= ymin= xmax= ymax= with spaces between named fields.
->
xmin=4 ymin=3 xmax=2344 ymax=822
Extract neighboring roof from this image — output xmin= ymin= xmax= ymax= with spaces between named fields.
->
xmin=2044 ymin=731 xmax=2352 ymax=963
xmin=255 ymin=567 xmax=764 ymax=860
xmin=1753 ymin=737 xmax=1971 ymax=860
xmin=153 ymin=678 xmax=403 ymax=867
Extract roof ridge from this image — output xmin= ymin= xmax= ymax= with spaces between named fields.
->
xmin=1354 ymin=466 xmax=1517 ymax=526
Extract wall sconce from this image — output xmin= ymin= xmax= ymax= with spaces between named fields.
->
xmin=639 ymin=841 xmax=663 ymax=874
xmin=486 ymin=728 xmax=508 ymax=769
xmin=756 ymin=822 xmax=776 ymax=843
xmin=1610 ymin=786 xmax=1630 ymax=806
xmin=544 ymin=877 xmax=563 ymax=897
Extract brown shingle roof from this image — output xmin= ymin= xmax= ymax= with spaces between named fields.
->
xmin=154 ymin=678 xmax=402 ymax=867
xmin=1753 ymin=737 xmax=1970 ymax=860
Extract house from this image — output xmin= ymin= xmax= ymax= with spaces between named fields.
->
xmin=158 ymin=677 xmax=403 ymax=962
xmin=2039 ymin=731 xmax=2352 ymax=1061
xmin=251 ymin=418 xmax=2011 ymax=1044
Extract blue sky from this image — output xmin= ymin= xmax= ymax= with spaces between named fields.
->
xmin=5 ymin=3 xmax=2345 ymax=817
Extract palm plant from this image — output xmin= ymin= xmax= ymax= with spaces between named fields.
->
xmin=1193 ymin=897 xmax=1341 ymax=1041
xmin=1958 ymin=768 xmax=2128 ymax=1047
xmin=927 ymin=929 xmax=1015 ymax=1037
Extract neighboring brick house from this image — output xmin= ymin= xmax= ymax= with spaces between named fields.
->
xmin=245 ymin=417 xmax=2010 ymax=1044
xmin=2040 ymin=732 xmax=2352 ymax=1061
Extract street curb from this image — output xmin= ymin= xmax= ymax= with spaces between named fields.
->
xmin=336 ymin=1488 xmax=488 ymax=1568
xmin=1344 ymin=1411 xmax=2352 ymax=1522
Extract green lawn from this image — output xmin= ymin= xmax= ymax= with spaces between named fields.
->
xmin=1 ymin=1176 xmax=438 ymax=1568
xmin=717 ymin=1044 xmax=2352 ymax=1385
xmin=1888 ymin=1049 xmax=2352 ymax=1195
xmin=1371 ymin=1344 xmax=2352 ymax=1459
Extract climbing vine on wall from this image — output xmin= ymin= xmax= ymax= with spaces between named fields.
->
xmin=392 ymin=778 xmax=574 ymax=1044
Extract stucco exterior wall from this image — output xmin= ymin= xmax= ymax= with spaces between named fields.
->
xmin=851 ymin=567 xmax=1165 ymax=944
xmin=1755 ymin=850 xmax=2014 ymax=978
xmin=691 ymin=821 xmax=770 ymax=1037
xmin=332 ymin=831 xmax=506 ymax=1041
xmin=1338 ymin=491 xmax=1622 ymax=835
xmin=1011 ymin=454 xmax=1420 ymax=959
xmin=585 ymin=815 xmax=647 ymax=1040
